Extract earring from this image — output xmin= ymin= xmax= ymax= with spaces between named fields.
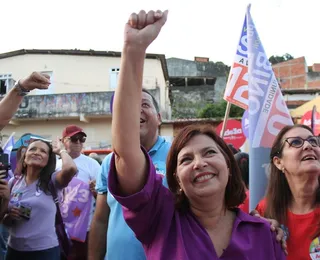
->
xmin=281 ymin=167 xmax=285 ymax=173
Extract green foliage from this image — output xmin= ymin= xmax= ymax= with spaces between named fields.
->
xmin=172 ymin=100 xmax=203 ymax=119
xmin=198 ymin=100 xmax=244 ymax=118
xmin=269 ymin=53 xmax=294 ymax=65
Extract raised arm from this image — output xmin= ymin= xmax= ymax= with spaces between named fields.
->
xmin=0 ymin=72 xmax=50 ymax=130
xmin=112 ymin=10 xmax=168 ymax=195
xmin=53 ymin=138 xmax=77 ymax=188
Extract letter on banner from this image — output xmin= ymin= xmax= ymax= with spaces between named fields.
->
xmin=246 ymin=5 xmax=293 ymax=210
xmin=224 ymin=16 xmax=249 ymax=110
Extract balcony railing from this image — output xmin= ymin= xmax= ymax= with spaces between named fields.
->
xmin=15 ymin=92 xmax=114 ymax=119
xmin=12 ymin=89 xmax=159 ymax=120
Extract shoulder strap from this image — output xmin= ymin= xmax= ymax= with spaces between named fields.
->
xmin=48 ymin=181 xmax=64 ymax=225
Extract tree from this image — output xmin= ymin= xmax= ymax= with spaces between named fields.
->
xmin=269 ymin=53 xmax=294 ymax=65
xmin=198 ymin=100 xmax=244 ymax=118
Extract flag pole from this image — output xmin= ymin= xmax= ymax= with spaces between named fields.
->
xmin=2 ymin=132 xmax=15 ymax=148
xmin=220 ymin=102 xmax=231 ymax=138
xmin=311 ymin=105 xmax=317 ymax=132
xmin=221 ymin=62 xmax=234 ymax=138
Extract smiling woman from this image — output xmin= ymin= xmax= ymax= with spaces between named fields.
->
xmin=2 ymin=139 xmax=77 ymax=260
xmin=108 ymin=9 xmax=286 ymax=260
xmin=166 ymin=125 xmax=245 ymax=212
xmin=109 ymin=125 xmax=286 ymax=259
xmin=256 ymin=124 xmax=320 ymax=260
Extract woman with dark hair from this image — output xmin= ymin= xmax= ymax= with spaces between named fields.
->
xmin=234 ymin=152 xmax=249 ymax=189
xmin=107 ymin=10 xmax=285 ymax=259
xmin=256 ymin=124 xmax=320 ymax=260
xmin=227 ymin=143 xmax=239 ymax=155
xmin=235 ymin=152 xmax=250 ymax=213
xmin=2 ymin=138 xmax=77 ymax=260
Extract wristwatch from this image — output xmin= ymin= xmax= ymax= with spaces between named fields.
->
xmin=14 ymin=81 xmax=30 ymax=96
xmin=59 ymin=149 xmax=68 ymax=156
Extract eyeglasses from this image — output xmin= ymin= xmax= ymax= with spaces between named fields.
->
xmin=68 ymin=136 xmax=86 ymax=143
xmin=283 ymin=136 xmax=320 ymax=148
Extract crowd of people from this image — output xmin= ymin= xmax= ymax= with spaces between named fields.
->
xmin=0 ymin=9 xmax=318 ymax=260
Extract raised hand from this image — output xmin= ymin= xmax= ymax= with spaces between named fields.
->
xmin=52 ymin=136 xmax=64 ymax=155
xmin=19 ymin=72 xmax=51 ymax=91
xmin=124 ymin=10 xmax=168 ymax=50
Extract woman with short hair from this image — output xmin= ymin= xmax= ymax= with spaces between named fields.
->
xmin=108 ymin=9 xmax=285 ymax=260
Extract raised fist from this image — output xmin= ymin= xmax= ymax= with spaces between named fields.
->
xmin=124 ymin=10 xmax=168 ymax=50
xmin=19 ymin=72 xmax=51 ymax=91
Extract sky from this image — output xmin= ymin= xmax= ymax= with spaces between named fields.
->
xmin=2 ymin=0 xmax=320 ymax=66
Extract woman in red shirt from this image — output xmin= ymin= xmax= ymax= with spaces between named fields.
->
xmin=257 ymin=124 xmax=320 ymax=260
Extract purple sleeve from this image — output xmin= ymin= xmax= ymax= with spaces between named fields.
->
xmin=272 ymin=230 xmax=286 ymax=259
xmin=108 ymin=148 xmax=175 ymax=244
xmin=51 ymin=170 xmax=64 ymax=190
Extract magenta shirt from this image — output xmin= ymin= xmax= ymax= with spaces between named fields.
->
xmin=108 ymin=151 xmax=285 ymax=260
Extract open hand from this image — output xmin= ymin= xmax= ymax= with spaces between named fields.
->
xmin=52 ymin=137 xmax=64 ymax=155
xmin=19 ymin=72 xmax=51 ymax=91
xmin=124 ymin=10 xmax=168 ymax=50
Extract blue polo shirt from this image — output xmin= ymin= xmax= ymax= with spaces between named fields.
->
xmin=96 ymin=136 xmax=171 ymax=260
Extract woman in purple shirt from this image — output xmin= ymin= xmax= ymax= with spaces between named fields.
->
xmin=108 ymin=9 xmax=286 ymax=260
xmin=2 ymin=138 xmax=77 ymax=260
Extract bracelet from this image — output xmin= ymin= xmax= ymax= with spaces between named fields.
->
xmin=59 ymin=150 xmax=68 ymax=156
xmin=280 ymin=224 xmax=289 ymax=241
xmin=14 ymin=81 xmax=30 ymax=96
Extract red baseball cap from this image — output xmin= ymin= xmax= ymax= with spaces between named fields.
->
xmin=62 ymin=125 xmax=87 ymax=138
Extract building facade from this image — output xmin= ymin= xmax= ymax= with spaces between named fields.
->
xmin=167 ymin=57 xmax=228 ymax=118
xmin=274 ymin=57 xmax=320 ymax=112
xmin=0 ymin=49 xmax=170 ymax=149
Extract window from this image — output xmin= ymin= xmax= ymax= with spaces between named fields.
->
xmin=35 ymin=71 xmax=54 ymax=95
xmin=109 ymin=68 xmax=120 ymax=89
xmin=0 ymin=74 xmax=13 ymax=96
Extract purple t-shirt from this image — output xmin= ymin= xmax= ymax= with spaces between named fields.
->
xmin=7 ymin=172 xmax=61 ymax=251
xmin=108 ymin=151 xmax=286 ymax=260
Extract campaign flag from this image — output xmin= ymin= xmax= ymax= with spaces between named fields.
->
xmin=223 ymin=15 xmax=249 ymax=110
xmin=2 ymin=134 xmax=15 ymax=179
xmin=60 ymin=178 xmax=92 ymax=242
xmin=3 ymin=134 xmax=15 ymax=160
xmin=246 ymin=5 xmax=293 ymax=210
xmin=301 ymin=109 xmax=320 ymax=135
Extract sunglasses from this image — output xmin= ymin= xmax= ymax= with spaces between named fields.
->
xmin=282 ymin=136 xmax=320 ymax=149
xmin=68 ymin=135 xmax=86 ymax=143
xmin=30 ymin=136 xmax=52 ymax=144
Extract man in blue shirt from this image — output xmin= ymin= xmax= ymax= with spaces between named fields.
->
xmin=88 ymin=89 xmax=171 ymax=260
